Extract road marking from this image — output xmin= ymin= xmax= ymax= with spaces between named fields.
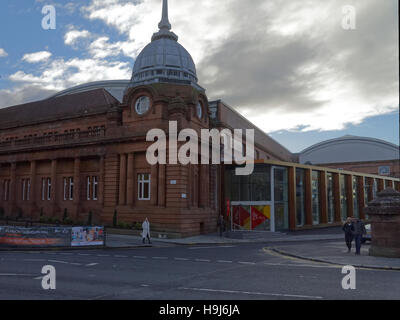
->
xmin=23 ymin=259 xmax=47 ymax=262
xmin=179 ymin=287 xmax=323 ymax=300
xmin=174 ymin=258 xmax=189 ymax=261
xmin=238 ymin=261 xmax=256 ymax=265
xmin=0 ymin=273 xmax=36 ymax=277
xmin=69 ymin=262 xmax=82 ymax=266
xmin=195 ymin=259 xmax=211 ymax=262
xmin=86 ymin=263 xmax=99 ymax=267
xmin=47 ymin=259 xmax=70 ymax=265
xmin=114 ymin=255 xmax=128 ymax=258
xmin=188 ymin=246 xmax=236 ymax=250
xmin=217 ymin=260 xmax=233 ymax=263
xmin=97 ymin=254 xmax=110 ymax=257
xmin=133 ymin=256 xmax=147 ymax=259
xmin=78 ymin=253 xmax=92 ymax=256
xmin=60 ymin=253 xmax=73 ymax=255
xmin=152 ymin=257 xmax=168 ymax=260
xmin=141 ymin=284 xmax=150 ymax=287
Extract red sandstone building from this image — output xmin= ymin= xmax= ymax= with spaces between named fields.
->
xmin=0 ymin=1 xmax=399 ymax=236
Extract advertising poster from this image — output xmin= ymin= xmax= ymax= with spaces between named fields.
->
xmin=71 ymin=226 xmax=105 ymax=247
xmin=0 ymin=226 xmax=71 ymax=247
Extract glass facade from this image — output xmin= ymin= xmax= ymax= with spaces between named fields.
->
xmin=327 ymin=173 xmax=335 ymax=223
xmin=352 ymin=176 xmax=359 ymax=218
xmin=274 ymin=167 xmax=289 ymax=231
xmin=295 ymin=168 xmax=306 ymax=227
xmin=311 ymin=171 xmax=320 ymax=225
xmin=223 ymin=163 xmax=399 ymax=232
xmin=225 ymin=165 xmax=271 ymax=202
xmin=340 ymin=174 xmax=347 ymax=221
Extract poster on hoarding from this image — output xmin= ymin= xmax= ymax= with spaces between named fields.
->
xmin=0 ymin=226 xmax=71 ymax=247
xmin=71 ymin=227 xmax=105 ymax=246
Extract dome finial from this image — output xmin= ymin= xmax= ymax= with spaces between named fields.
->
xmin=158 ymin=0 xmax=171 ymax=30
xmin=152 ymin=0 xmax=178 ymax=41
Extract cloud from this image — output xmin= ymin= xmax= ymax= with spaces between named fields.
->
xmin=9 ymin=57 xmax=131 ymax=92
xmin=3 ymin=0 xmax=398 ymax=135
xmin=0 ymin=48 xmax=8 ymax=58
xmin=22 ymin=51 xmax=52 ymax=63
xmin=64 ymin=29 xmax=91 ymax=46
xmin=0 ymin=86 xmax=57 ymax=109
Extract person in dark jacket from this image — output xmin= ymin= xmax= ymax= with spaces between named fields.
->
xmin=342 ymin=218 xmax=354 ymax=253
xmin=217 ymin=214 xmax=225 ymax=237
xmin=352 ymin=218 xmax=366 ymax=255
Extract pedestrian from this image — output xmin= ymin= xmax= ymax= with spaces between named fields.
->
xmin=142 ymin=218 xmax=151 ymax=244
xmin=342 ymin=217 xmax=354 ymax=253
xmin=217 ymin=214 xmax=225 ymax=237
xmin=351 ymin=218 xmax=366 ymax=255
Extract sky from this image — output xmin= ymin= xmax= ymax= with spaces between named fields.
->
xmin=0 ymin=0 xmax=398 ymax=153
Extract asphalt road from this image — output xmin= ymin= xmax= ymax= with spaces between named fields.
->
xmin=0 ymin=242 xmax=399 ymax=300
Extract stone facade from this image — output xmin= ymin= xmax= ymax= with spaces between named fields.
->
xmin=365 ymin=188 xmax=400 ymax=258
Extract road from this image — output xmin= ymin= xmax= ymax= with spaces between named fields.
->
xmin=0 ymin=242 xmax=399 ymax=300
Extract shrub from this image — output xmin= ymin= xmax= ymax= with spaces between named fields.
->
xmin=117 ymin=221 xmax=131 ymax=229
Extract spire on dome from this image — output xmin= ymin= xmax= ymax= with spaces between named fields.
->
xmin=158 ymin=0 xmax=171 ymax=30
xmin=152 ymin=0 xmax=178 ymax=42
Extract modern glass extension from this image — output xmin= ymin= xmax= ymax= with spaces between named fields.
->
xmin=224 ymin=161 xmax=400 ymax=232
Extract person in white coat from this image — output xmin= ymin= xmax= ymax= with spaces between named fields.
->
xmin=142 ymin=218 xmax=151 ymax=244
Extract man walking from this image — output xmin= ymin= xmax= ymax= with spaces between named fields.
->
xmin=352 ymin=218 xmax=366 ymax=255
xmin=217 ymin=214 xmax=225 ymax=237
xmin=142 ymin=218 xmax=151 ymax=244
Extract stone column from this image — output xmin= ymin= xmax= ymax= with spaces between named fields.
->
xmin=365 ymin=188 xmax=400 ymax=258
xmin=151 ymin=164 xmax=158 ymax=206
xmin=50 ymin=159 xmax=58 ymax=216
xmin=304 ymin=168 xmax=312 ymax=225
xmin=10 ymin=162 xmax=17 ymax=216
xmin=30 ymin=160 xmax=37 ymax=217
xmin=333 ymin=173 xmax=341 ymax=222
xmin=73 ymin=157 xmax=80 ymax=220
xmin=126 ymin=153 xmax=134 ymax=206
xmin=119 ymin=154 xmax=127 ymax=205
xmin=320 ymin=171 xmax=328 ymax=224
xmin=99 ymin=156 xmax=105 ymax=206
xmin=158 ymin=164 xmax=166 ymax=207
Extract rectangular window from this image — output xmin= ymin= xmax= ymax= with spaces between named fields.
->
xmin=340 ymin=175 xmax=347 ymax=220
xmin=47 ymin=178 xmax=51 ymax=201
xmin=93 ymin=176 xmax=98 ymax=200
xmin=87 ymin=177 xmax=91 ymax=200
xmin=327 ymin=173 xmax=335 ymax=223
xmin=69 ymin=177 xmax=74 ymax=201
xmin=311 ymin=171 xmax=320 ymax=225
xmin=138 ymin=173 xmax=151 ymax=201
xmin=295 ymin=168 xmax=306 ymax=227
xmin=353 ymin=176 xmax=359 ymax=218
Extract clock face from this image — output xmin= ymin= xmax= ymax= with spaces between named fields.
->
xmin=196 ymin=101 xmax=203 ymax=119
xmin=135 ymin=96 xmax=150 ymax=115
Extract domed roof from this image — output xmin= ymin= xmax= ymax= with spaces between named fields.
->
xmin=129 ymin=0 xmax=202 ymax=90
xmin=299 ymin=135 xmax=399 ymax=164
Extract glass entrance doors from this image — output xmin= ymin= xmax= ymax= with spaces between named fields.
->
xmin=231 ymin=202 xmax=273 ymax=231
